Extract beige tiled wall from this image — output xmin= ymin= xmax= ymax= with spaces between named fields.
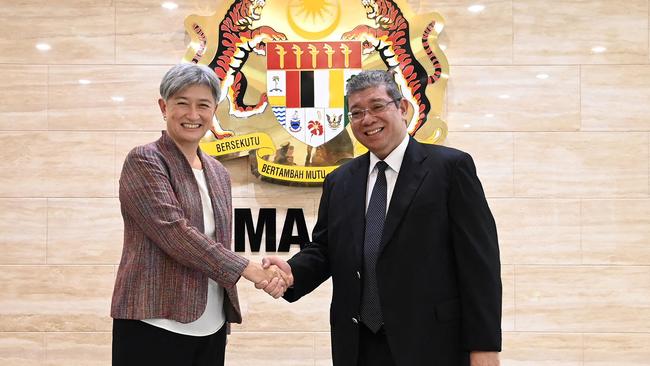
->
xmin=0 ymin=0 xmax=648 ymax=364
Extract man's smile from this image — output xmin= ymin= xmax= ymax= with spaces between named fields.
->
xmin=365 ymin=127 xmax=383 ymax=136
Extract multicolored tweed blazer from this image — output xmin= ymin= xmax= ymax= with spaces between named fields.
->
xmin=111 ymin=131 xmax=249 ymax=324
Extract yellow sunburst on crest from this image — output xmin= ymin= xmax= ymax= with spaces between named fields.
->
xmin=292 ymin=0 xmax=335 ymax=22
xmin=287 ymin=0 xmax=341 ymax=39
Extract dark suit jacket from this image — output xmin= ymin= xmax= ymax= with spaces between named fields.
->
xmin=285 ymin=138 xmax=502 ymax=366
xmin=111 ymin=131 xmax=248 ymax=324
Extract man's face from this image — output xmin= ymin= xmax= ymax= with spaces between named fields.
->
xmin=348 ymin=85 xmax=408 ymax=160
xmin=158 ymin=84 xmax=216 ymax=147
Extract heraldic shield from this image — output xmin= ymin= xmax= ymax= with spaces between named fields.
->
xmin=266 ymin=41 xmax=362 ymax=148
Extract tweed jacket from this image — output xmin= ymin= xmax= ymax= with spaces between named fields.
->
xmin=111 ymin=131 xmax=249 ymax=324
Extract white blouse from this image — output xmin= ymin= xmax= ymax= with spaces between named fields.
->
xmin=142 ymin=168 xmax=226 ymax=336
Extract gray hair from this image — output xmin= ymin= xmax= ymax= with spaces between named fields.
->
xmin=345 ymin=70 xmax=403 ymax=100
xmin=159 ymin=63 xmax=221 ymax=102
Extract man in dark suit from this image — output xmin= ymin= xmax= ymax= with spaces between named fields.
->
xmin=262 ymin=70 xmax=502 ymax=366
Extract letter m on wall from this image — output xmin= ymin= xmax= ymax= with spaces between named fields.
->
xmin=234 ymin=208 xmax=310 ymax=252
xmin=235 ymin=208 xmax=277 ymax=252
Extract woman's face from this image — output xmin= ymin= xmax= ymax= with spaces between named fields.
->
xmin=158 ymin=84 xmax=216 ymax=147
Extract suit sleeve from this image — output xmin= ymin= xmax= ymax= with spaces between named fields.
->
xmin=283 ymin=173 xmax=333 ymax=302
xmin=449 ymin=152 xmax=502 ymax=351
xmin=119 ymin=147 xmax=249 ymax=288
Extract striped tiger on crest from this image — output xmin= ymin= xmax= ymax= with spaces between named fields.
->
xmin=205 ymin=0 xmax=287 ymax=139
xmin=342 ymin=0 xmax=443 ymax=135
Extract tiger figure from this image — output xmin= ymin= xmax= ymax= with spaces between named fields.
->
xmin=206 ymin=0 xmax=287 ymax=139
xmin=342 ymin=0 xmax=443 ymax=135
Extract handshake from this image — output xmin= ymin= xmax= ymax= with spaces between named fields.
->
xmin=241 ymin=256 xmax=292 ymax=298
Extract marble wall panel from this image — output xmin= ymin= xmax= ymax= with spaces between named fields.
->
xmin=513 ymin=0 xmax=649 ymax=64
xmin=234 ymin=263 xmax=331 ymax=332
xmin=582 ymin=199 xmax=650 ymax=265
xmin=225 ymin=332 xmax=315 ymax=366
xmin=583 ymin=333 xmax=650 ymax=366
xmin=250 ymin=179 xmax=325 ymax=200
xmin=0 ymin=333 xmax=44 ymax=366
xmin=0 ymin=65 xmax=48 ymax=131
xmin=448 ymin=66 xmax=580 ymax=131
xmin=515 ymin=265 xmax=588 ymax=332
xmin=48 ymin=66 xmax=169 ymax=131
xmin=501 ymin=332 xmax=583 ymax=366
xmin=0 ymin=266 xmax=114 ymax=332
xmin=45 ymin=332 xmax=111 ymax=366
xmin=114 ymin=131 xmax=162 ymax=196
xmin=0 ymin=132 xmax=115 ymax=198
xmin=514 ymin=132 xmax=649 ymax=197
xmin=445 ymin=132 xmax=514 ymax=197
xmin=6 ymin=0 xmax=115 ymax=5
xmin=582 ymin=266 xmax=650 ymax=333
xmin=418 ymin=0 xmax=513 ymax=65
xmin=47 ymin=198 xmax=122 ymax=265
xmin=491 ymin=199 xmax=581 ymax=264
xmin=582 ymin=65 xmax=650 ymax=131
xmin=515 ymin=266 xmax=650 ymax=332
xmin=0 ymin=5 xmax=115 ymax=64
xmin=0 ymin=199 xmax=47 ymax=264
xmin=116 ymin=0 xmax=218 ymax=64
xmin=314 ymin=332 xmax=333 ymax=366
xmin=501 ymin=265 xmax=515 ymax=331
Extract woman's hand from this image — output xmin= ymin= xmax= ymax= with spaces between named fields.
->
xmin=241 ymin=262 xmax=288 ymax=298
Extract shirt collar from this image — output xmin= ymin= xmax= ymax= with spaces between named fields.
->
xmin=368 ymin=133 xmax=409 ymax=175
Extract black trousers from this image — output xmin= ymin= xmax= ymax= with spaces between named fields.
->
xmin=112 ymin=319 xmax=226 ymax=366
xmin=358 ymin=323 xmax=396 ymax=366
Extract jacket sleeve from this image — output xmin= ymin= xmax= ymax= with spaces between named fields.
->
xmin=119 ymin=146 xmax=249 ymax=288
xmin=284 ymin=173 xmax=333 ymax=302
xmin=449 ymin=152 xmax=502 ymax=351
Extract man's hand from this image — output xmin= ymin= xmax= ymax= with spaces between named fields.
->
xmin=256 ymin=256 xmax=294 ymax=298
xmin=241 ymin=261 xmax=286 ymax=297
xmin=470 ymin=351 xmax=499 ymax=366
xmin=261 ymin=256 xmax=294 ymax=287
xmin=260 ymin=272 xmax=287 ymax=298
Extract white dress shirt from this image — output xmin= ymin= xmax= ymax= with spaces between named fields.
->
xmin=366 ymin=133 xmax=410 ymax=213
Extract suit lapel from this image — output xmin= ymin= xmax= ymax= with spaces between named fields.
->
xmin=157 ymin=132 xmax=204 ymax=231
xmin=343 ymin=154 xmax=370 ymax=268
xmin=380 ymin=138 xmax=429 ymax=251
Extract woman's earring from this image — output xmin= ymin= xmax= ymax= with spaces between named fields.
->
xmin=163 ymin=115 xmax=167 ymax=121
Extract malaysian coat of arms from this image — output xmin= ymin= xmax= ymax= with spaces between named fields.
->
xmin=183 ymin=0 xmax=449 ymax=185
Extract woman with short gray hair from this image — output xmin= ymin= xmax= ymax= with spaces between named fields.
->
xmin=111 ymin=63 xmax=287 ymax=366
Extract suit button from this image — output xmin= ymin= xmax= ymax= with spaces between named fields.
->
xmin=352 ymin=317 xmax=359 ymax=324
xmin=356 ymin=271 xmax=361 ymax=279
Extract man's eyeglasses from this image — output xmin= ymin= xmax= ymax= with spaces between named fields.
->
xmin=347 ymin=99 xmax=399 ymax=122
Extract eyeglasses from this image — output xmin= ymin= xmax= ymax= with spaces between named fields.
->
xmin=347 ymin=99 xmax=399 ymax=122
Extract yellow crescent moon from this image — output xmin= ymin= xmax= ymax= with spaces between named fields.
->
xmin=287 ymin=1 xmax=341 ymax=40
